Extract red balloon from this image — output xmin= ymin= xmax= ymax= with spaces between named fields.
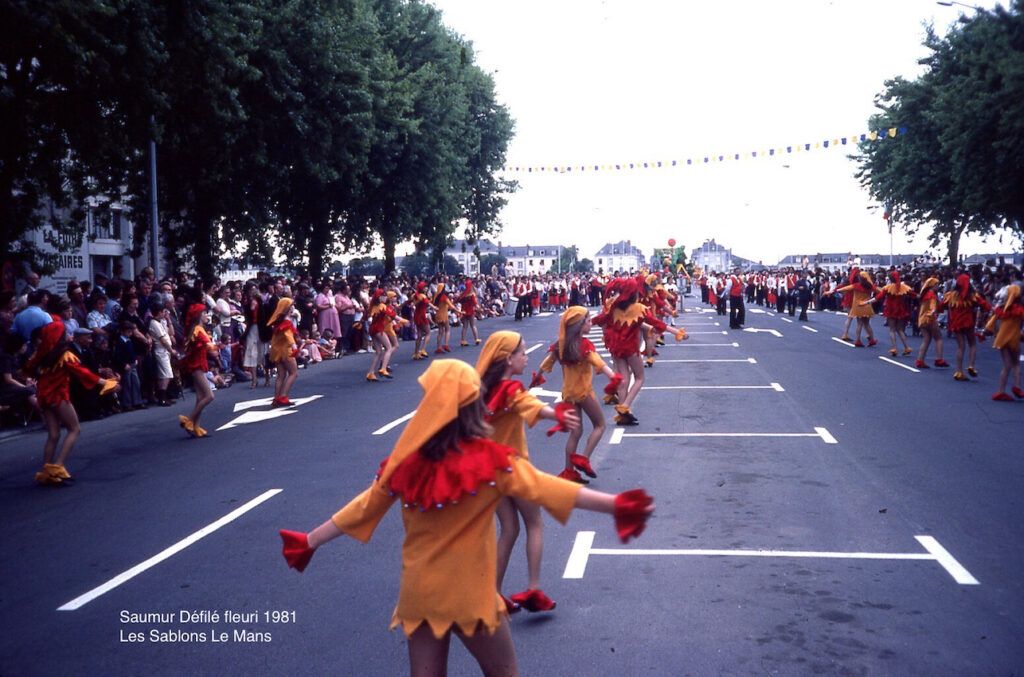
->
xmin=668 ymin=238 xmax=676 ymax=247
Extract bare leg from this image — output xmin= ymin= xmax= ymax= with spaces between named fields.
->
xmin=578 ymin=395 xmax=606 ymax=457
xmin=281 ymin=358 xmax=298 ymax=398
xmin=998 ymin=348 xmax=1012 ymax=393
xmin=918 ymin=326 xmax=933 ymax=361
xmin=41 ymin=407 xmax=61 ymax=464
xmin=863 ymin=317 xmax=875 ymax=341
xmin=622 ymin=353 xmax=645 ymax=407
xmin=190 ymin=371 xmax=214 ymax=425
xmin=454 ymin=621 xmax=519 ymax=677
xmin=494 ymin=497 xmax=520 ymax=589
xmin=954 ymin=332 xmax=966 ymax=371
xmin=564 ymin=403 xmax=584 ymax=463
xmin=966 ymin=331 xmax=978 ymax=369
xmin=612 ymin=356 xmax=629 ymax=401
xmin=515 ymin=499 xmax=544 ymax=590
xmin=407 ymin=623 xmax=452 ymax=677
xmin=53 ymin=400 xmax=81 ymax=466
xmin=841 ymin=314 xmax=853 ymax=338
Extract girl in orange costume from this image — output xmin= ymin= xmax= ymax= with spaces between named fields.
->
xmin=267 ymin=298 xmax=299 ymax=406
xmin=989 ymin=284 xmax=1023 ymax=401
xmin=593 ymin=280 xmax=687 ymax=425
xmin=535 ymin=307 xmax=626 ymax=482
xmin=476 ymin=331 xmax=581 ymax=614
xmin=459 ymin=280 xmax=480 ymax=347
xmin=179 ymin=303 xmax=219 ymax=438
xmin=943 ymin=273 xmax=990 ymax=382
xmin=366 ymin=289 xmax=395 ymax=382
xmin=838 ymin=267 xmax=860 ymax=341
xmin=432 ymin=283 xmax=457 ymax=354
xmin=864 ymin=270 xmax=916 ymax=356
xmin=914 ymin=277 xmax=949 ymax=369
xmin=279 ymin=360 xmax=653 ymax=677
xmin=383 ymin=291 xmax=407 ymax=363
xmin=412 ymin=281 xmax=436 ymax=360
xmin=24 ymin=314 xmax=114 ymax=486
xmin=826 ymin=270 xmax=877 ymax=347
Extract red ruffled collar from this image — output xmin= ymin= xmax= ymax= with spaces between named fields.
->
xmin=376 ymin=438 xmax=515 ymax=511
xmin=547 ymin=338 xmax=596 ymax=363
xmin=486 ymin=380 xmax=526 ymax=418
xmin=995 ymin=304 xmax=1024 ymax=319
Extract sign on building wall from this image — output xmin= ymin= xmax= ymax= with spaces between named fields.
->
xmin=36 ymin=225 xmax=89 ymax=292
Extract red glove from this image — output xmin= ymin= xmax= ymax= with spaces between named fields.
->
xmin=604 ymin=372 xmax=624 ymax=395
xmin=290 ymin=347 xmax=300 ymax=358
xmin=529 ymin=371 xmax=546 ymax=388
xmin=279 ymin=530 xmax=316 ymax=572
xmin=546 ymin=401 xmax=575 ymax=437
xmin=613 ymin=489 xmax=654 ymax=543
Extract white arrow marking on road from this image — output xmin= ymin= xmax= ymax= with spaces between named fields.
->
xmin=373 ymin=411 xmax=415 ymax=435
xmin=217 ymin=408 xmax=297 ymax=431
xmin=879 ymin=356 xmax=920 ymax=373
xmin=563 ymin=532 xmax=978 ymax=585
xmin=742 ymin=328 xmax=783 ymax=338
xmin=830 ymin=337 xmax=854 ymax=348
xmin=232 ymin=395 xmax=322 ymax=413
xmin=58 ymin=489 xmax=283 ymax=610
xmin=528 ymin=387 xmax=563 ymax=399
xmin=525 ymin=342 xmax=546 ymax=355
xmin=802 ymin=325 xmax=819 ymax=333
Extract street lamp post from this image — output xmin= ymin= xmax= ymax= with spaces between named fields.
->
xmin=936 ymin=1 xmax=982 ymax=11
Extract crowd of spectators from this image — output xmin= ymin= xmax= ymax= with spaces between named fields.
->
xmin=2 ymin=258 xmax=1018 ymax=432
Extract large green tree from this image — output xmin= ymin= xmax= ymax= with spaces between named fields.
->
xmin=854 ymin=2 xmax=1024 ymax=263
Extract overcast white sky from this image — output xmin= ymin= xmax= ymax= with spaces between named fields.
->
xmin=424 ymin=0 xmax=1016 ymax=264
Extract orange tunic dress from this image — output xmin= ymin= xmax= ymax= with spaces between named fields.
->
xmin=835 ymin=284 xmax=876 ymax=318
xmin=330 ymin=438 xmax=580 ymax=639
xmin=992 ymin=305 xmax=1024 ymax=352
xmin=537 ymin=339 xmax=607 ymax=403
xmin=485 ymin=380 xmax=546 ymax=460
xmin=269 ymin=320 xmax=297 ymax=363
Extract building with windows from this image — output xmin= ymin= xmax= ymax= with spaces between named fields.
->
xmin=689 ymin=239 xmax=733 ymax=273
xmin=594 ymin=240 xmax=645 ymax=274
xmin=443 ymin=239 xmax=569 ymax=276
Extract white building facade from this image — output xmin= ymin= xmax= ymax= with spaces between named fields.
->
xmin=594 ymin=240 xmax=645 ymax=274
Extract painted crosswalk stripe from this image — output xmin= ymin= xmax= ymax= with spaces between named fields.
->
xmin=58 ymin=489 xmax=283 ymax=610
xmin=563 ymin=533 xmax=978 ymax=585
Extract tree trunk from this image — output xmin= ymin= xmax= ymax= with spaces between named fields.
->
xmin=308 ymin=221 xmax=327 ymax=281
xmin=194 ymin=218 xmax=215 ymax=281
xmin=947 ymin=221 xmax=966 ymax=266
xmin=383 ymin=233 xmax=396 ymax=274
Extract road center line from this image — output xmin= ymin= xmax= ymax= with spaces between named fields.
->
xmin=373 ymin=411 xmax=415 ymax=435
xmin=684 ymin=331 xmax=729 ymax=335
xmin=802 ymin=326 xmax=819 ymax=333
xmin=879 ymin=356 xmax=920 ymax=373
xmin=830 ymin=337 xmax=854 ymax=348
xmin=658 ymin=342 xmax=739 ymax=348
xmin=57 ymin=489 xmax=283 ymax=611
xmin=780 ymin=317 xmax=794 ymax=323
xmin=525 ymin=342 xmax=545 ymax=355
xmin=563 ymin=532 xmax=978 ymax=585
xmin=643 ymin=384 xmax=784 ymax=391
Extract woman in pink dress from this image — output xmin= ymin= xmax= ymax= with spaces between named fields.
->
xmin=314 ymin=282 xmax=341 ymax=340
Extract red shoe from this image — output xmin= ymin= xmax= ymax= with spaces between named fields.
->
xmin=557 ymin=467 xmax=588 ymax=485
xmin=434 ymin=348 xmax=445 ymax=354
xmin=1013 ymin=387 xmax=1024 ymax=399
xmin=915 ymin=359 xmax=929 ymax=369
xmin=569 ymin=453 xmax=597 ymax=478
xmin=853 ymin=340 xmax=864 ymax=347
xmin=867 ymin=338 xmax=878 ymax=347
xmin=510 ymin=589 xmax=556 ymax=613
xmin=992 ymin=392 xmax=1014 ymax=402
xmin=934 ymin=359 xmax=949 ymax=368
xmin=443 ymin=345 xmax=452 ymax=353
xmin=501 ymin=594 xmax=521 ymax=614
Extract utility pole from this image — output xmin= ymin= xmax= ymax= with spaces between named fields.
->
xmin=149 ymin=116 xmax=160 ymax=276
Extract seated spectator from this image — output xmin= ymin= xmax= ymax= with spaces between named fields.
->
xmin=69 ymin=328 xmax=120 ymax=419
xmin=0 ymin=333 xmax=38 ymax=419
xmin=318 ymin=329 xmax=338 ymax=360
xmin=297 ymin=328 xmax=321 ymax=365
xmin=112 ymin=320 xmax=146 ymax=410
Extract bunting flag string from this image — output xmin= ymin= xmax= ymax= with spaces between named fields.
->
xmin=502 ymin=126 xmax=906 ymax=175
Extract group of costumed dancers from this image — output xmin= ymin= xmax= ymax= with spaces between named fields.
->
xmin=823 ymin=268 xmax=1023 ymax=401
xmin=278 ymin=271 xmax=687 ymax=675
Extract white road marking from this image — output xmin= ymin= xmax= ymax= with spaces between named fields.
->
xmin=563 ymin=532 xmax=978 ymax=585
xmin=915 ymin=536 xmax=980 ymax=584
xmin=742 ymin=328 xmax=782 ymax=337
xmin=655 ymin=358 xmax=757 ymax=364
xmin=771 ymin=382 xmax=785 ymax=392
xmin=609 ymin=428 xmax=625 ymax=445
xmin=643 ymin=385 xmax=783 ymax=391
xmin=372 ymin=411 xmax=415 ymax=435
xmin=536 ymin=312 xmax=553 ymax=317
xmin=780 ymin=317 xmax=794 ymax=323
xmin=766 ymin=312 xmax=775 ymax=317
xmin=233 ymin=397 xmax=275 ymax=412
xmin=525 ymin=342 xmax=546 ymax=355
xmin=879 ymin=356 xmax=920 ymax=373
xmin=58 ymin=489 xmax=283 ymax=610
xmin=217 ymin=408 xmax=297 ymax=431
xmin=609 ymin=428 xmax=837 ymax=444
xmin=830 ymin=337 xmax=854 ymax=348
xmin=749 ymin=308 xmax=765 ymax=314
xmin=686 ymin=331 xmax=729 ymax=335
xmin=802 ymin=325 xmax=819 ymax=333
xmin=528 ymin=387 xmax=563 ymax=400
xmin=659 ymin=342 xmax=739 ymax=348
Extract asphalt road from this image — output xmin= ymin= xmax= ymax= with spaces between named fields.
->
xmin=0 ymin=300 xmax=1021 ymax=676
